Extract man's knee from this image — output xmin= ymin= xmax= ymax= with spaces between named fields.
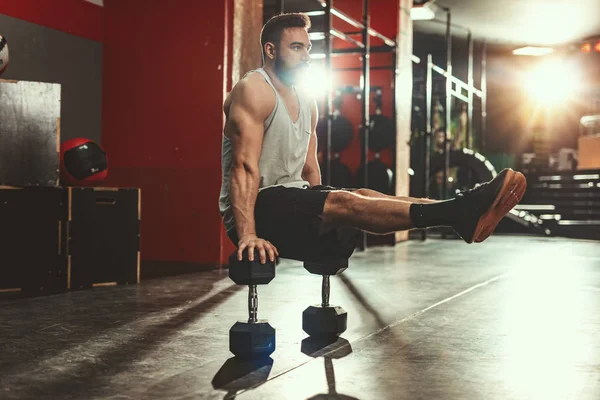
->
xmin=322 ymin=190 xmax=358 ymax=224
xmin=354 ymin=188 xmax=372 ymax=197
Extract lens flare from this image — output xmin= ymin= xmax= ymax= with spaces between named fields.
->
xmin=297 ymin=64 xmax=335 ymax=98
xmin=522 ymin=59 xmax=581 ymax=106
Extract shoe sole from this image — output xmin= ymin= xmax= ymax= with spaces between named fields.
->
xmin=471 ymin=169 xmax=528 ymax=243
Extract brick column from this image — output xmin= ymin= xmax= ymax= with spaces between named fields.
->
xmin=232 ymin=0 xmax=264 ymax=86
xmin=395 ymin=0 xmax=413 ymax=242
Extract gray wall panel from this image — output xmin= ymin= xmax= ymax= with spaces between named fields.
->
xmin=0 ymin=13 xmax=102 ymax=145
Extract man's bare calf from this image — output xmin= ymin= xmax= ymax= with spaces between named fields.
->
xmin=321 ymin=190 xmax=417 ymax=234
xmin=320 ymin=168 xmax=527 ymax=244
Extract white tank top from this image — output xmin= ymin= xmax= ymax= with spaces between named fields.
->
xmin=219 ymin=68 xmax=313 ymax=233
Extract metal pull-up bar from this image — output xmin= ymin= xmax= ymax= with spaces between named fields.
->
xmin=310 ymin=30 xmax=365 ymax=49
xmin=430 ymin=63 xmax=483 ymax=98
xmin=311 ymin=40 xmax=421 ymax=64
xmin=331 ymin=29 xmax=364 ymax=48
xmin=309 ymin=1 xmax=397 ymax=47
xmin=326 ymin=45 xmax=420 ymax=64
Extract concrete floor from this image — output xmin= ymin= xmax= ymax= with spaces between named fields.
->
xmin=1 ymin=235 xmax=599 ymax=399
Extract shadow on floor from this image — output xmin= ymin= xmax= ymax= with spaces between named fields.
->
xmin=212 ymin=357 xmax=274 ymax=399
xmin=338 ymin=274 xmax=389 ymax=330
xmin=301 ymin=336 xmax=360 ymax=400
xmin=1 ymin=272 xmax=244 ymax=399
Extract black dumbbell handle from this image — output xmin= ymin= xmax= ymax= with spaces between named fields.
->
xmin=248 ymin=284 xmax=258 ymax=323
xmin=321 ymin=275 xmax=330 ymax=307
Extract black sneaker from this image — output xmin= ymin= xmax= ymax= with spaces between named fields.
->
xmin=451 ymin=168 xmax=527 ymax=243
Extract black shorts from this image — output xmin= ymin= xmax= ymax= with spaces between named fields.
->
xmin=227 ymin=185 xmax=360 ymax=263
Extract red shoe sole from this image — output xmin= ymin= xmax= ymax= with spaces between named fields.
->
xmin=471 ymin=169 xmax=528 ymax=243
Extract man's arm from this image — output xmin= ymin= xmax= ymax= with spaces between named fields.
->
xmin=302 ymin=100 xmax=322 ymax=187
xmin=226 ymin=78 xmax=278 ymax=263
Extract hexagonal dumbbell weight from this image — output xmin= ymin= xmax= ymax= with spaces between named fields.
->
xmin=302 ymin=258 xmax=348 ymax=339
xmin=228 ymin=249 xmax=277 ymax=359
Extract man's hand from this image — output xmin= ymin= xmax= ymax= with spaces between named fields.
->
xmin=238 ymin=234 xmax=279 ymax=264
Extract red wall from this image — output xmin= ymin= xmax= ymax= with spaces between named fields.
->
xmin=102 ymin=0 xmax=228 ymax=266
xmin=220 ymin=0 xmax=236 ymax=265
xmin=0 ymin=0 xmax=103 ymax=42
xmin=315 ymin=0 xmax=399 ymax=176
xmin=2 ymin=0 xmax=402 ymax=268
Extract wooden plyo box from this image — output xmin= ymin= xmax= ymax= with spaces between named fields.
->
xmin=0 ymin=186 xmax=67 ymax=295
xmin=0 ymin=186 xmax=141 ymax=296
xmin=0 ymin=79 xmax=61 ymax=187
xmin=578 ymin=134 xmax=600 ymax=170
xmin=65 ymin=187 xmax=141 ymax=290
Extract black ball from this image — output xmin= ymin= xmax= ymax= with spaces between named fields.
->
xmin=0 ymin=34 xmax=8 ymax=75
xmin=355 ymin=159 xmax=394 ymax=195
xmin=317 ymin=115 xmax=354 ymax=153
xmin=367 ymin=114 xmax=395 ymax=151
xmin=60 ymin=138 xmax=108 ymax=186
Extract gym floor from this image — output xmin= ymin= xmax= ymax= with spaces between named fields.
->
xmin=1 ymin=235 xmax=599 ymax=400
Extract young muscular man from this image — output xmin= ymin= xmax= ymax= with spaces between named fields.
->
xmin=219 ymin=13 xmax=527 ymax=264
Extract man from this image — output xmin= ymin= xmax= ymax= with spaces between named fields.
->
xmin=219 ymin=13 xmax=527 ymax=264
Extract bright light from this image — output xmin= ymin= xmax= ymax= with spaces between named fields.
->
xmin=513 ymin=46 xmax=554 ymax=56
xmin=581 ymin=43 xmax=592 ymax=53
xmin=298 ymin=65 xmax=334 ymax=98
xmin=595 ymin=42 xmax=600 ymax=53
xmin=410 ymin=3 xmax=438 ymax=20
xmin=308 ymin=32 xmax=325 ymax=41
xmin=522 ymin=59 xmax=581 ymax=106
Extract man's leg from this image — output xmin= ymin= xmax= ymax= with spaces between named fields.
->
xmin=321 ymin=168 xmax=527 ymax=243
xmin=352 ymin=188 xmax=438 ymax=204
xmin=322 ymin=191 xmax=414 ymax=234
xmin=253 ymin=185 xmax=360 ymax=262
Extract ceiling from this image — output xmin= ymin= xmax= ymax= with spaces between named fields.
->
xmin=265 ymin=0 xmax=600 ymax=48
xmin=414 ymin=0 xmax=600 ymax=47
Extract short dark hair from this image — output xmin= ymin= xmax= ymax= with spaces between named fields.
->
xmin=260 ymin=13 xmax=311 ymax=61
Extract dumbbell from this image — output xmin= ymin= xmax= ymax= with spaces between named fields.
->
xmin=302 ymin=258 xmax=348 ymax=339
xmin=228 ymin=249 xmax=277 ymax=359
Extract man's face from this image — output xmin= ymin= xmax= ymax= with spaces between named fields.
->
xmin=272 ymin=28 xmax=312 ymax=85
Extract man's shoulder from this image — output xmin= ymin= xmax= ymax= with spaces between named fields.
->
xmin=234 ymin=70 xmax=273 ymax=98
xmin=229 ymin=71 xmax=275 ymax=116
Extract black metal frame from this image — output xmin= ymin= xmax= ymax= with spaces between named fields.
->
xmin=359 ymin=0 xmax=371 ymax=250
xmin=287 ymin=0 xmax=396 ymax=250
xmin=420 ymin=12 xmax=488 ymax=241
xmin=303 ymin=0 xmax=424 ymax=251
xmin=280 ymin=1 xmax=423 ymax=250
xmin=273 ymin=3 xmax=491 ymax=246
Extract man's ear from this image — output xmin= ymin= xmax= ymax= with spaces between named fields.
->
xmin=264 ymin=42 xmax=276 ymax=60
